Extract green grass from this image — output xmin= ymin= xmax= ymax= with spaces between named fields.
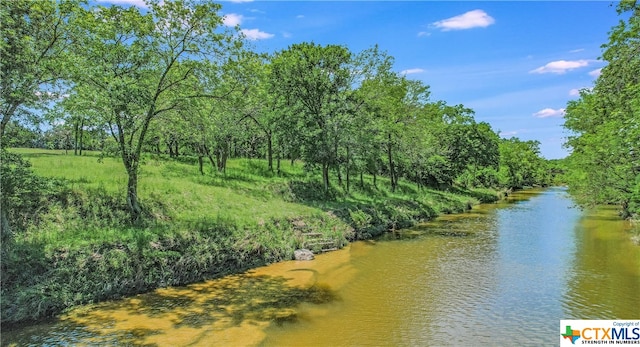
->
xmin=12 ymin=149 xmax=322 ymax=246
xmin=2 ymin=148 xmax=501 ymax=323
xmin=12 ymin=148 xmax=493 ymax=248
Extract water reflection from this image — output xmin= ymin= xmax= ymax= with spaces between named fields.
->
xmin=3 ymin=188 xmax=639 ymax=346
xmin=563 ymin=205 xmax=640 ymax=320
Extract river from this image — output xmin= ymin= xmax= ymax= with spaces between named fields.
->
xmin=2 ymin=187 xmax=639 ymax=346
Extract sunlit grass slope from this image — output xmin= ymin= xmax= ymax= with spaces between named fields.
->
xmin=2 ymin=148 xmax=500 ymax=323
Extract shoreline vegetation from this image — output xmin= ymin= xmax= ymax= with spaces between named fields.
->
xmin=1 ymin=0 xmax=637 ymax=332
xmin=1 ymin=148 xmax=504 ymax=325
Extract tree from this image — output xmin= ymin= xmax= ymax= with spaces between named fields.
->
xmin=1 ymin=120 xmax=41 ymax=148
xmin=358 ymin=74 xmax=431 ymax=192
xmin=499 ymin=138 xmax=548 ymax=189
xmin=0 ymin=0 xmax=81 ymax=242
xmin=341 ymin=45 xmax=396 ymax=191
xmin=48 ymin=85 xmax=103 ymax=155
xmin=0 ymin=0 xmax=80 ymax=143
xmin=270 ymin=43 xmax=353 ymax=192
xmin=563 ymin=1 xmax=639 ymax=217
xmin=69 ymin=0 xmax=242 ymax=223
xmin=445 ymin=120 xmax=500 ymax=188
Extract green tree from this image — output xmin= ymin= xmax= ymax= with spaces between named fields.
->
xmin=563 ymin=1 xmax=639 ymax=217
xmin=68 ymin=0 xmax=241 ymax=223
xmin=270 ymin=43 xmax=353 ymax=192
xmin=1 ymin=121 xmax=41 ymax=148
xmin=0 ymin=0 xmax=80 ymax=143
xmin=499 ymin=138 xmax=548 ymax=189
xmin=344 ymin=45 xmax=396 ymax=190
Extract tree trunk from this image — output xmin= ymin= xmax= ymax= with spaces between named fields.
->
xmin=360 ymin=172 xmax=364 ymax=188
xmin=198 ymin=155 xmax=204 ymax=175
xmin=167 ymin=140 xmax=175 ymax=157
xmin=64 ymin=132 xmax=70 ymax=155
xmin=0 ymin=104 xmax=17 ymax=141
xmin=207 ymin=154 xmax=216 ymax=170
xmin=216 ymin=143 xmax=228 ymax=173
xmin=79 ymin=118 xmax=85 ymax=156
xmin=126 ymin=164 xmax=143 ymax=225
xmin=373 ymin=172 xmax=377 ymax=189
xmin=1 ymin=203 xmax=11 ymax=245
xmin=334 ymin=141 xmax=342 ymax=186
xmin=0 ymin=202 xmax=11 ymax=268
xmin=74 ymin=120 xmax=79 ymax=155
xmin=277 ymin=151 xmax=281 ymax=176
xmin=322 ymin=162 xmax=330 ymax=192
xmin=222 ymin=144 xmax=228 ymax=174
xmin=387 ymin=133 xmax=396 ymax=192
xmin=267 ymin=133 xmax=273 ymax=172
xmin=202 ymin=144 xmax=216 ymax=170
xmin=345 ymin=145 xmax=350 ymax=193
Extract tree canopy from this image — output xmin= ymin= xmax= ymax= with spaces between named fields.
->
xmin=563 ymin=1 xmax=640 ymax=217
xmin=1 ymin=1 xmax=552 ymax=225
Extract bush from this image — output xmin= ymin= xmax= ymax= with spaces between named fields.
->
xmin=1 ymin=149 xmax=67 ymax=238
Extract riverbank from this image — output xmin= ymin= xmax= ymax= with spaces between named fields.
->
xmin=1 ymin=149 xmax=503 ymax=324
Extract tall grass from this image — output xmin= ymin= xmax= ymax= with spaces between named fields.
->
xmin=2 ymin=148 xmax=500 ymax=323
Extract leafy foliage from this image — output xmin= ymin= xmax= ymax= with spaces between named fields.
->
xmin=499 ymin=138 xmax=550 ymax=189
xmin=0 ymin=149 xmax=66 ymax=237
xmin=563 ymin=1 xmax=640 ymax=217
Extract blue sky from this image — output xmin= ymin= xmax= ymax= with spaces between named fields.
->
xmin=99 ymin=0 xmax=625 ymax=159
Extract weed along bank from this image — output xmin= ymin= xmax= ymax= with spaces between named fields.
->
xmin=2 ymin=188 xmax=638 ymax=346
xmin=1 ymin=149 xmax=503 ymax=325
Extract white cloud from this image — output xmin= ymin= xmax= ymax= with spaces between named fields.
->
xmin=417 ymin=31 xmax=431 ymax=37
xmin=296 ymin=15 xmax=305 ymax=19
xmin=529 ymin=60 xmax=590 ymax=74
xmin=432 ymin=10 xmax=495 ymax=31
xmin=96 ymin=0 xmax=147 ymax=7
xmin=589 ymin=68 xmax=602 ymax=77
xmin=282 ymin=31 xmax=292 ymax=38
xmin=569 ymin=48 xmax=585 ymax=53
xmin=499 ymin=130 xmax=518 ymax=137
xmin=533 ymin=108 xmax=565 ymax=118
xmin=228 ymin=0 xmax=253 ymax=3
xmin=401 ymin=68 xmax=425 ymax=75
xmin=223 ymin=13 xmax=243 ymax=27
xmin=241 ymin=28 xmax=274 ymax=40
xmin=569 ymin=87 xmax=592 ymax=96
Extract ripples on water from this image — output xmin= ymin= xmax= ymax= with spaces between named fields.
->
xmin=3 ymin=187 xmax=639 ymax=346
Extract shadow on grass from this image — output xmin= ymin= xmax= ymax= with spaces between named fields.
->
xmin=19 ymin=151 xmax=66 ymax=158
xmin=272 ymin=178 xmax=442 ymax=239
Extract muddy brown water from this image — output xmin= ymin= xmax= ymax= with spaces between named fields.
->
xmin=3 ymin=187 xmax=639 ymax=346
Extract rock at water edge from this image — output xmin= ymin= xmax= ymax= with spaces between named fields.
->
xmin=294 ymin=249 xmax=315 ymax=261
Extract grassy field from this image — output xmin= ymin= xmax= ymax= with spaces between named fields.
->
xmin=13 ymin=148 xmax=497 ymax=247
xmin=2 ymin=148 xmax=502 ymax=323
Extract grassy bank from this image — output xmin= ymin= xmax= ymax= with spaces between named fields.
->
xmin=1 ymin=148 xmax=502 ymax=324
